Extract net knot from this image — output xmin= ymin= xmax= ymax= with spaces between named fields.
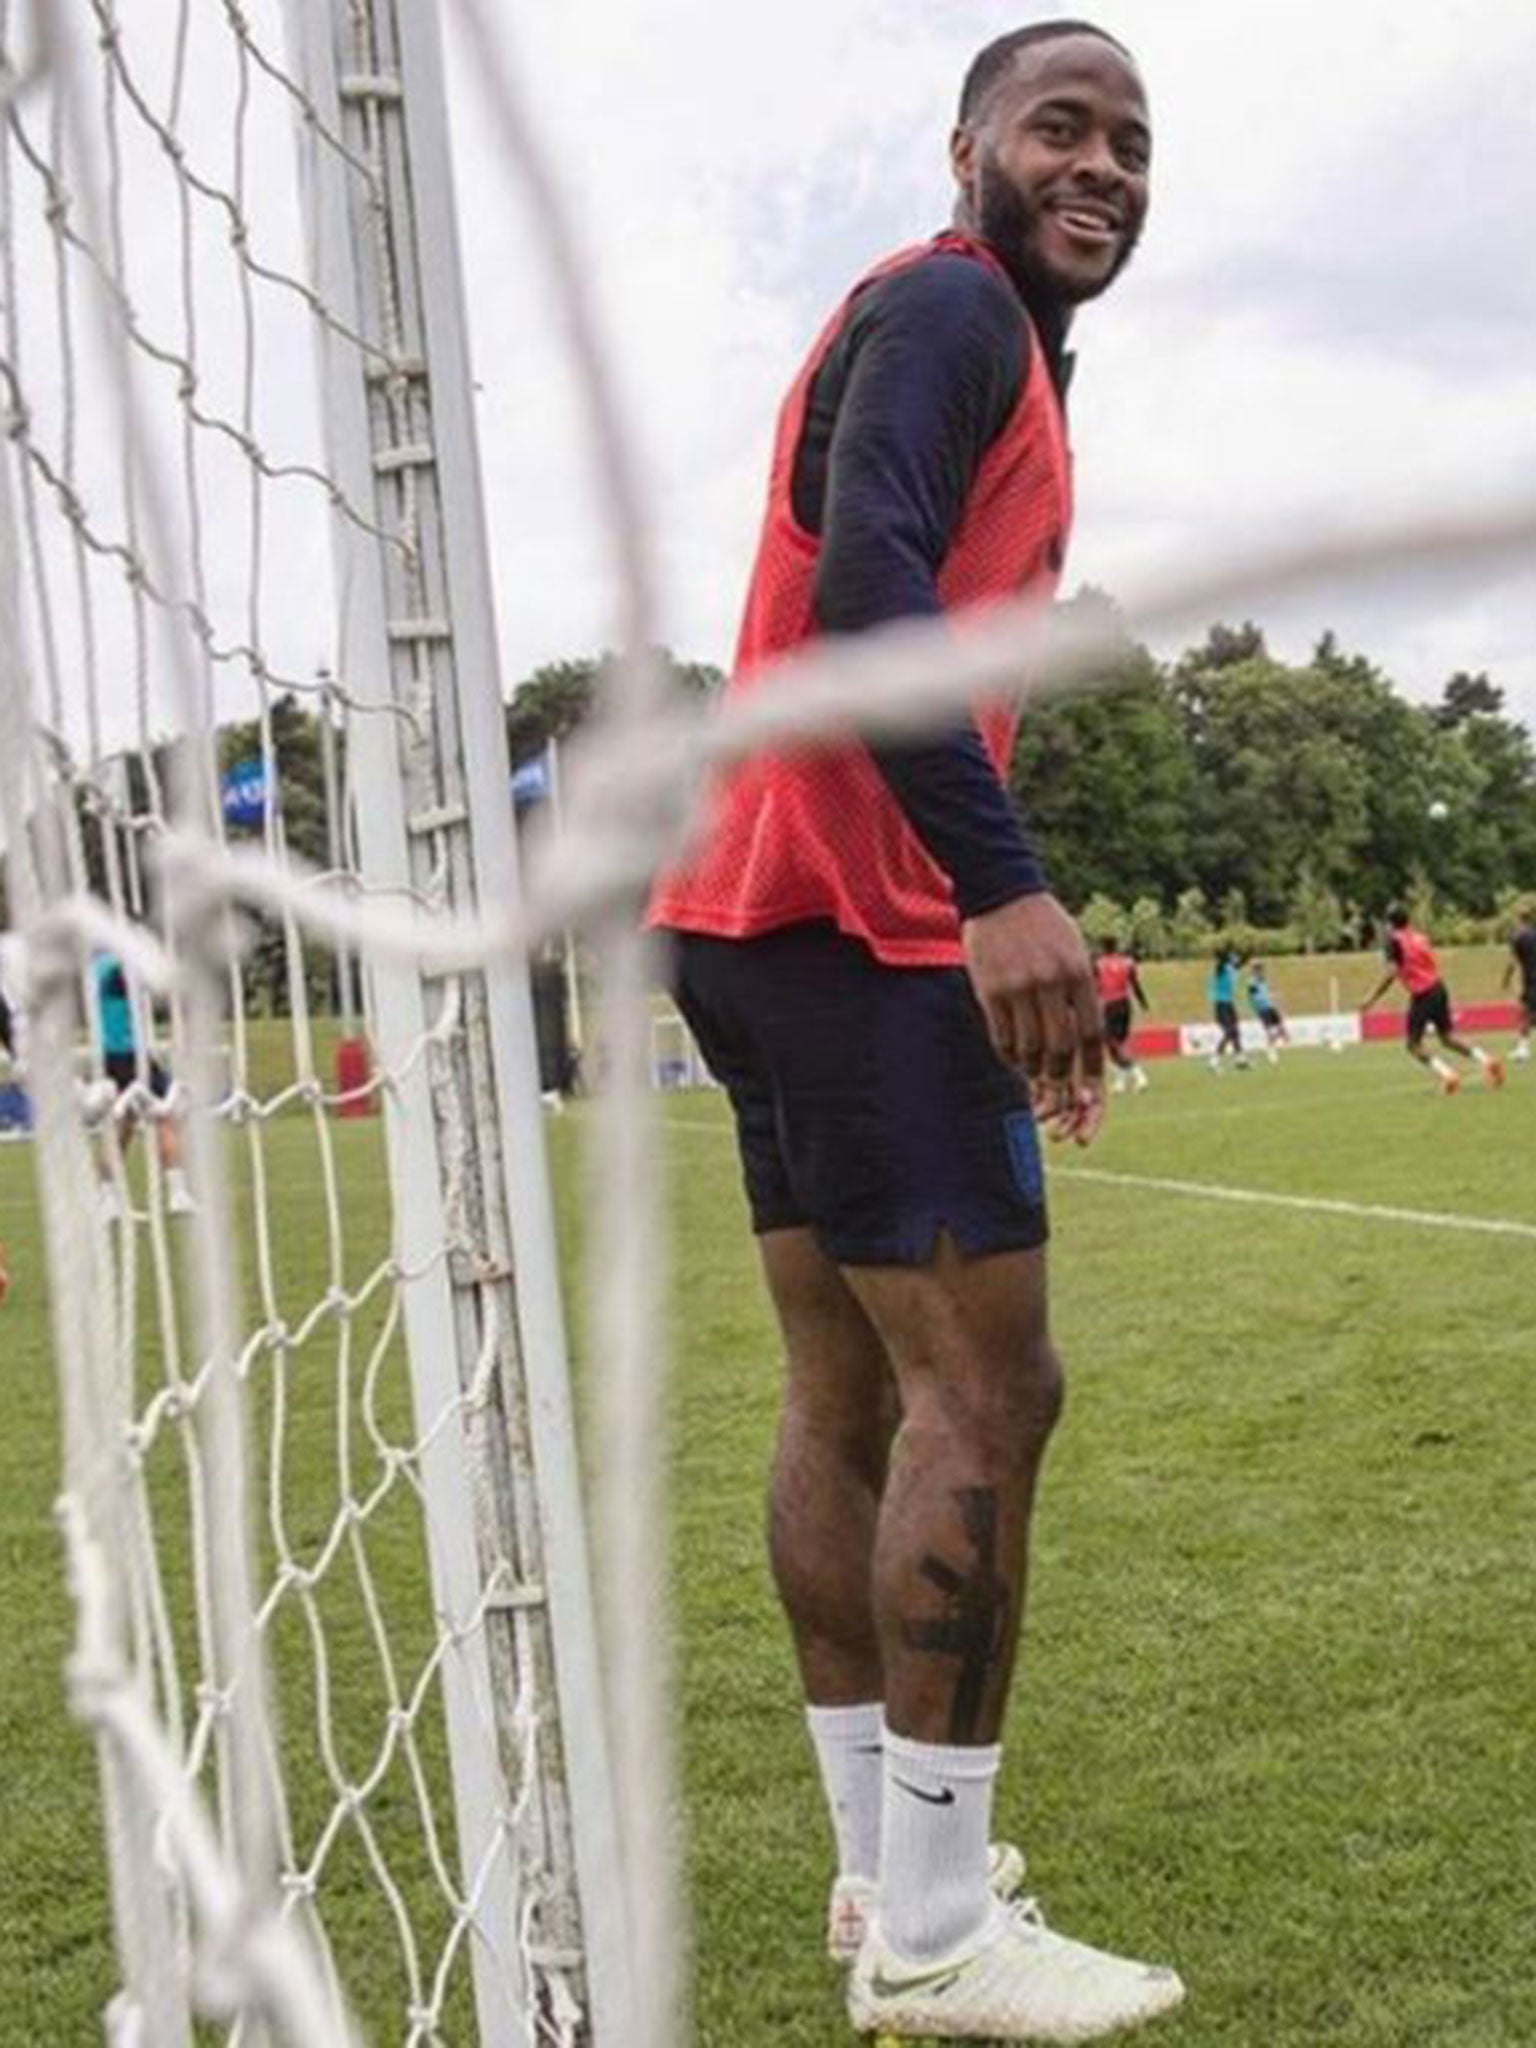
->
xmin=194 ymin=1678 xmax=233 ymax=1721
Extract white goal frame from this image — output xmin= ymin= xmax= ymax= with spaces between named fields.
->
xmin=0 ymin=2 xmax=628 ymax=2042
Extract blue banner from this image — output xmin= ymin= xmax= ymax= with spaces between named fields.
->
xmin=511 ymin=754 xmax=551 ymax=810
xmin=221 ymin=757 xmax=268 ymax=828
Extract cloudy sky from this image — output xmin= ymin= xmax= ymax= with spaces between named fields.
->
xmin=5 ymin=1 xmax=1533 ymax=771
xmin=437 ymin=0 xmax=1536 ymax=724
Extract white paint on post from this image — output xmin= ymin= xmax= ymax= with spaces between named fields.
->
xmin=390 ymin=5 xmax=631 ymax=2038
xmin=282 ymin=5 xmax=527 ymax=2039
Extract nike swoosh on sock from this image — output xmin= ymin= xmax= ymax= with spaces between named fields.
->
xmin=893 ymin=1777 xmax=956 ymax=1807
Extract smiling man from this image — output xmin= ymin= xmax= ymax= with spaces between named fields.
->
xmin=650 ymin=20 xmax=1183 ymax=2041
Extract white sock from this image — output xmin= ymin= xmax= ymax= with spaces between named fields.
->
xmin=1470 ymin=1046 xmax=1490 ymax=1067
xmin=806 ymin=1702 xmax=883 ymax=1882
xmin=880 ymin=1727 xmax=999 ymax=1962
xmin=1430 ymin=1056 xmax=1455 ymax=1080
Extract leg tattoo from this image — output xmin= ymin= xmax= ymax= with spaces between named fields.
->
xmin=901 ymin=1487 xmax=1009 ymax=1743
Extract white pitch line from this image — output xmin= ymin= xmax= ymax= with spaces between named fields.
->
xmin=1054 ymin=1166 xmax=1536 ymax=1243
xmin=641 ymin=1108 xmax=1536 ymax=1243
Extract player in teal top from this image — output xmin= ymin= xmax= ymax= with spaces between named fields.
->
xmin=1206 ymin=945 xmax=1249 ymax=1072
xmin=92 ymin=952 xmax=193 ymax=1216
xmin=94 ymin=953 xmax=136 ymax=1057
xmin=1245 ymin=961 xmax=1290 ymax=1065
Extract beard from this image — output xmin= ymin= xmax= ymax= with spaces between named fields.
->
xmin=975 ymin=150 xmax=1140 ymax=306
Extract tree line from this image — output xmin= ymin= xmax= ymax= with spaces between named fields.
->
xmin=504 ymin=606 xmax=1536 ymax=959
xmin=1011 ymin=594 xmax=1536 ymax=956
xmin=8 ymin=617 xmax=1530 ymax=1014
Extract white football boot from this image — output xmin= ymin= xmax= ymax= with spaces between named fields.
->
xmin=828 ymin=1844 xmax=1026 ymax=1967
xmin=848 ymin=1890 xmax=1184 ymax=2042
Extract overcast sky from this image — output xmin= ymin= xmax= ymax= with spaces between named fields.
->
xmin=5 ymin=1 xmax=1533 ymax=775
xmin=437 ymin=0 xmax=1536 ymax=725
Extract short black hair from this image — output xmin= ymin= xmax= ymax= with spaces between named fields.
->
xmin=1387 ymin=905 xmax=1409 ymax=928
xmin=959 ymin=20 xmax=1134 ymax=125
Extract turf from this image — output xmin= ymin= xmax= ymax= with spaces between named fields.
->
xmin=3 ymin=1030 xmax=1535 ymax=2046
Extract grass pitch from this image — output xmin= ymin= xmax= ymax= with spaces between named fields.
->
xmin=3 ymin=1032 xmax=1535 ymax=2046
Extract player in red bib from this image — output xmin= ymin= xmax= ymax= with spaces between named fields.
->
xmin=1361 ymin=906 xmax=1505 ymax=1094
xmin=1094 ymin=938 xmax=1150 ymax=1093
xmin=650 ymin=22 xmax=1183 ymax=2041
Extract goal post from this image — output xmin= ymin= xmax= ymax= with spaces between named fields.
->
xmin=283 ymin=0 xmax=629 ymax=2036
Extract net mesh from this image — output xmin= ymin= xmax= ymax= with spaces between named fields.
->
xmin=0 ymin=4 xmax=604 ymax=2043
xmin=3 ymin=4 xmax=1535 ymax=2048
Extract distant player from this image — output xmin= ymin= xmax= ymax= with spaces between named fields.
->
xmin=1245 ymin=960 xmax=1290 ymax=1064
xmin=1360 ymin=908 xmax=1505 ymax=1094
xmin=1207 ymin=944 xmax=1249 ymax=1072
xmin=1503 ymin=907 xmax=1535 ymax=1063
xmin=93 ymin=951 xmax=194 ymax=1215
xmin=1095 ymin=938 xmax=1149 ymax=1092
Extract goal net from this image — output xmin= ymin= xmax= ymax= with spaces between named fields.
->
xmin=0 ymin=4 xmax=627 ymax=2042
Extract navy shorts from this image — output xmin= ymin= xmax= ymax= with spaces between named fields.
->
xmin=666 ymin=923 xmax=1047 ymax=1267
xmin=105 ymin=1051 xmax=171 ymax=1098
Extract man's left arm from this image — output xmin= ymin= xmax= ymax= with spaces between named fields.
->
xmin=1361 ymin=946 xmax=1398 ymax=1011
xmin=813 ymin=258 xmax=1101 ymax=1133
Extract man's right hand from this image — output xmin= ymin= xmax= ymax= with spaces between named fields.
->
xmin=962 ymin=892 xmax=1105 ymax=1144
